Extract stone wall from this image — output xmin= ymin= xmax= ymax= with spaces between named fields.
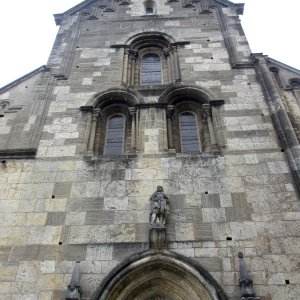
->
xmin=0 ymin=1 xmax=300 ymax=299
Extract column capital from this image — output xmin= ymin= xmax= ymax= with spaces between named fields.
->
xmin=166 ymin=105 xmax=174 ymax=118
xmin=128 ymin=107 xmax=136 ymax=115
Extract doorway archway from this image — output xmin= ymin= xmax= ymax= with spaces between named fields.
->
xmin=92 ymin=250 xmax=228 ymax=300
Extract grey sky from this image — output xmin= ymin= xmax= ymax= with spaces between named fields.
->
xmin=0 ymin=0 xmax=299 ymax=87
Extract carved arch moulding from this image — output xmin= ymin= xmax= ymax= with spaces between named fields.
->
xmin=111 ymin=32 xmax=190 ymax=87
xmin=92 ymin=250 xmax=228 ymax=300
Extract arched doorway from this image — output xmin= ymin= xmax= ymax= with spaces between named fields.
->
xmin=92 ymin=250 xmax=228 ymax=300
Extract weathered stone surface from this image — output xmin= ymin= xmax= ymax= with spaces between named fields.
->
xmin=0 ymin=0 xmax=300 ymax=299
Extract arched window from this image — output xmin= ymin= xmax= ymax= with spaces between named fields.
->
xmin=179 ymin=112 xmax=201 ymax=153
xmin=121 ymin=33 xmax=182 ymax=87
xmin=104 ymin=114 xmax=125 ymax=155
xmin=144 ymin=0 xmax=155 ymax=15
xmin=140 ymin=53 xmax=162 ymax=85
xmin=290 ymin=79 xmax=300 ymax=90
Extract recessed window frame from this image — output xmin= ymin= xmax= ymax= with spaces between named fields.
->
xmin=140 ymin=53 xmax=162 ymax=86
xmin=144 ymin=0 xmax=156 ymax=15
xmin=179 ymin=111 xmax=202 ymax=153
xmin=104 ymin=113 xmax=126 ymax=156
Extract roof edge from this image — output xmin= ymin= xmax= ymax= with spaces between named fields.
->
xmin=53 ymin=0 xmax=98 ymax=25
xmin=215 ymin=0 xmax=244 ymax=15
xmin=0 ymin=65 xmax=49 ymax=94
xmin=268 ymin=57 xmax=300 ymax=75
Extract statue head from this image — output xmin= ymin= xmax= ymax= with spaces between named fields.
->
xmin=157 ymin=185 xmax=163 ymax=192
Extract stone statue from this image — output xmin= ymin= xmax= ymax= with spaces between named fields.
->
xmin=150 ymin=186 xmax=169 ymax=227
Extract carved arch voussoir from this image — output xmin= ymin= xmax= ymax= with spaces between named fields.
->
xmin=158 ymin=84 xmax=216 ymax=105
xmin=84 ymin=87 xmax=144 ymax=110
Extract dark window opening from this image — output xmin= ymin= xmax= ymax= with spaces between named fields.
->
xmin=105 ymin=115 xmax=125 ymax=155
xmin=146 ymin=7 xmax=154 ymax=15
xmin=140 ymin=53 xmax=162 ymax=85
xmin=179 ymin=112 xmax=200 ymax=153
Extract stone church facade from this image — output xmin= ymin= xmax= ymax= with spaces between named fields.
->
xmin=1 ymin=0 xmax=300 ymax=299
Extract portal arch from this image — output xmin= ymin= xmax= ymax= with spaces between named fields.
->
xmin=92 ymin=250 xmax=228 ymax=300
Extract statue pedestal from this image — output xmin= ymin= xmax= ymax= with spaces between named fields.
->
xmin=149 ymin=226 xmax=167 ymax=249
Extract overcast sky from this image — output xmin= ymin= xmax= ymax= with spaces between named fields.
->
xmin=0 ymin=0 xmax=299 ymax=88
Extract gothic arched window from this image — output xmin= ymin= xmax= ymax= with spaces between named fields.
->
xmin=179 ymin=112 xmax=201 ymax=153
xmin=104 ymin=114 xmax=125 ymax=155
xmin=140 ymin=53 xmax=162 ymax=85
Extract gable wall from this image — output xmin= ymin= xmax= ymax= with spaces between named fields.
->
xmin=0 ymin=1 xmax=299 ymax=299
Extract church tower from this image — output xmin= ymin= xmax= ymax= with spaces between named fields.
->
xmin=0 ymin=1 xmax=300 ymax=299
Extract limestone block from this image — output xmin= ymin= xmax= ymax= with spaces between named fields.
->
xmin=202 ymin=208 xmax=226 ymax=223
xmin=230 ymin=222 xmax=257 ymax=240
xmin=0 ymin=282 xmax=10 ymax=293
xmin=71 ymin=182 xmax=101 ymax=198
xmin=80 ymin=274 xmax=104 ymax=298
xmin=268 ymin=161 xmax=290 ymax=174
xmin=219 ymin=193 xmax=233 ymax=208
xmin=10 ymin=282 xmax=23 ymax=293
xmin=38 ymin=291 xmax=53 ymax=300
xmin=0 ymin=226 xmax=30 ymax=245
xmin=16 ymin=261 xmax=39 ymax=282
xmin=0 ymin=200 xmax=20 ymax=212
xmin=107 ymin=224 xmax=135 ymax=243
xmin=267 ymin=273 xmax=286 ymax=285
xmin=24 ymin=213 xmax=47 ymax=226
xmin=0 ymin=266 xmax=17 ymax=281
xmin=86 ymin=245 xmax=113 ymax=261
xmin=195 ymin=248 xmax=219 ymax=257
xmin=256 ymin=221 xmax=287 ymax=237
xmin=82 ymin=78 xmax=93 ymax=85
xmin=53 ymin=86 xmax=70 ymax=95
xmin=130 ymin=168 xmax=163 ymax=180
xmin=40 ymin=261 xmax=55 ymax=274
xmin=165 ymin=21 xmax=180 ymax=27
xmin=38 ymin=274 xmax=64 ymax=290
xmin=101 ymin=260 xmax=119 ymax=274
xmin=65 ymin=212 xmax=86 ymax=225
xmin=263 ymin=255 xmax=291 ymax=273
xmin=100 ymin=180 xmax=126 ymax=198
xmin=46 ymin=146 xmax=76 ymax=157
xmin=175 ymin=223 xmax=194 ymax=241
xmin=12 ymin=294 xmax=38 ymax=300
xmin=80 ymin=261 xmax=102 ymax=274
xmin=174 ymin=248 xmax=195 ymax=257
xmin=45 ymin=198 xmax=67 ymax=212
xmin=68 ymin=225 xmax=107 ymax=243
xmin=93 ymin=72 xmax=102 ymax=77
xmin=28 ymin=226 xmax=62 ymax=244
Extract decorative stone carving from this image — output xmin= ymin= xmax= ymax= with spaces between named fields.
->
xmin=149 ymin=186 xmax=169 ymax=227
xmin=64 ymin=260 xmax=81 ymax=300
xmin=238 ymin=252 xmax=260 ymax=300
xmin=149 ymin=186 xmax=169 ymax=249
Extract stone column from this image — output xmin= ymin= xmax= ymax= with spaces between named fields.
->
xmin=203 ymin=104 xmax=218 ymax=151
xmin=254 ymin=55 xmax=299 ymax=147
xmin=129 ymin=107 xmax=136 ymax=153
xmin=171 ymin=46 xmax=181 ymax=83
xmin=87 ymin=108 xmax=100 ymax=155
xmin=164 ymin=47 xmax=173 ymax=84
xmin=129 ymin=50 xmax=138 ymax=86
xmin=166 ymin=105 xmax=175 ymax=151
xmin=252 ymin=53 xmax=300 ymax=194
xmin=136 ymin=108 xmax=140 ymax=151
xmin=122 ymin=48 xmax=129 ymax=84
